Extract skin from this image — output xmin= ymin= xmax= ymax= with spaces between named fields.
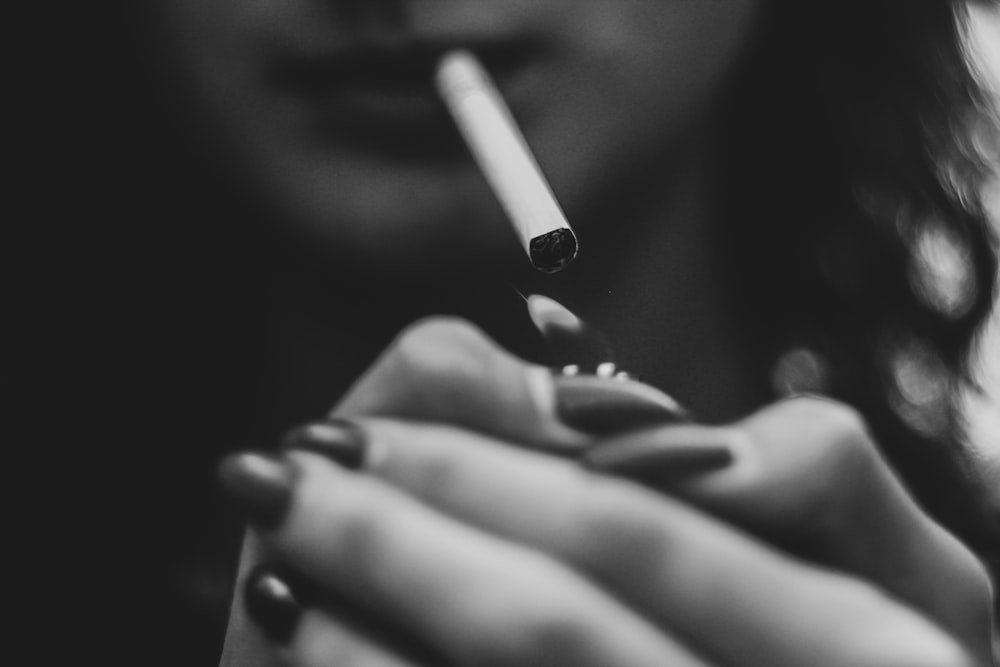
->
xmin=150 ymin=0 xmax=759 ymax=268
xmin=222 ymin=319 xmax=994 ymax=666
xmin=145 ymin=1 xmax=997 ymax=665
xmin=150 ymin=0 xmax=768 ymax=418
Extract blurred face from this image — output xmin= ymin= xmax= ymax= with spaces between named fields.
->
xmin=153 ymin=1 xmax=760 ymax=271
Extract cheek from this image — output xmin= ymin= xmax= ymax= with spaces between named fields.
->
xmin=558 ymin=0 xmax=761 ymax=125
xmin=524 ymin=1 xmax=762 ymax=209
xmin=147 ymin=0 xmax=763 ymax=269
xmin=150 ymin=1 xmax=261 ymax=151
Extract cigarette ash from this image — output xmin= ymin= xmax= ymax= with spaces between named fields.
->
xmin=529 ymin=228 xmax=578 ymax=273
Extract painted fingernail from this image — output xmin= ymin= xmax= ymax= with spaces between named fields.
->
xmin=218 ymin=452 xmax=296 ymax=530
xmin=244 ymin=565 xmax=302 ymax=646
xmin=526 ymin=294 xmax=614 ymax=370
xmin=281 ymin=419 xmax=368 ymax=470
xmin=583 ymin=425 xmax=734 ymax=478
xmin=553 ymin=373 xmax=690 ymax=435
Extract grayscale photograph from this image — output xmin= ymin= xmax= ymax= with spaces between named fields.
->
xmin=22 ymin=2 xmax=1000 ymax=665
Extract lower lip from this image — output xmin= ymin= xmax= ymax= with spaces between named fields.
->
xmin=302 ymin=85 xmax=466 ymax=159
xmin=312 ymin=84 xmax=449 ymax=129
xmin=277 ymin=56 xmax=532 ymax=157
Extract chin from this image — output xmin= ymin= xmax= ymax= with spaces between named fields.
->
xmin=266 ymin=164 xmax=518 ymax=275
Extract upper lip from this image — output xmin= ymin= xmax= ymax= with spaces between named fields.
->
xmin=267 ymin=38 xmax=539 ymax=94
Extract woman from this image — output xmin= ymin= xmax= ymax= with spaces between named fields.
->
xmin=120 ymin=0 xmax=1000 ymax=664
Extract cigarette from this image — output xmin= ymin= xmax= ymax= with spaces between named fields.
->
xmin=435 ymin=50 xmax=578 ymax=273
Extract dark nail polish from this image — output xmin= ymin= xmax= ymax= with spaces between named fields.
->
xmin=583 ymin=429 xmax=733 ymax=478
xmin=526 ymin=294 xmax=615 ymax=370
xmin=244 ymin=565 xmax=302 ymax=645
xmin=281 ymin=419 xmax=367 ymax=470
xmin=553 ymin=373 xmax=690 ymax=435
xmin=218 ymin=452 xmax=296 ymax=530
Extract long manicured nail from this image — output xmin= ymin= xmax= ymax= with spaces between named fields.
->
xmin=583 ymin=424 xmax=734 ymax=477
xmin=281 ymin=419 xmax=368 ymax=470
xmin=244 ymin=565 xmax=302 ymax=646
xmin=553 ymin=373 xmax=690 ymax=435
xmin=526 ymin=294 xmax=614 ymax=370
xmin=218 ymin=452 xmax=296 ymax=530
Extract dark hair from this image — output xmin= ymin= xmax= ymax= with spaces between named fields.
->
xmin=721 ymin=0 xmax=999 ymax=581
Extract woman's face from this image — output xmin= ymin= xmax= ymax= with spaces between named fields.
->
xmin=153 ymin=0 xmax=760 ymax=270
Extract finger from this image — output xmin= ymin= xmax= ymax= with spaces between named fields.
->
xmin=223 ymin=537 xmax=440 ymax=667
xmin=590 ymin=397 xmax=994 ymax=657
xmin=230 ymin=451 xmax=713 ymax=667
xmin=333 ymin=316 xmax=578 ymax=448
xmin=237 ymin=565 xmax=432 ymax=667
xmin=330 ymin=316 xmax=684 ymax=450
xmin=287 ymin=609 xmax=428 ymax=667
xmin=220 ymin=535 xmax=284 ymax=667
xmin=309 ymin=418 xmax=974 ymax=667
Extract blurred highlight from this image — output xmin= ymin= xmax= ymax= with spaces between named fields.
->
xmin=965 ymin=5 xmax=1000 ymax=460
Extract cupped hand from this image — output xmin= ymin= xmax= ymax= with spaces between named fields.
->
xmin=219 ymin=317 xmax=995 ymax=667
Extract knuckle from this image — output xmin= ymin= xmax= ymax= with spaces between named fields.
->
xmin=306 ymin=476 xmax=394 ymax=568
xmin=577 ymin=477 xmax=676 ymax=573
xmin=743 ymin=398 xmax=889 ymax=543
xmin=328 ymin=504 xmax=384 ymax=567
xmin=787 ymin=396 xmax=880 ymax=474
xmin=394 ymin=316 xmax=485 ymax=361
xmin=508 ymin=603 xmax=589 ymax=664
xmin=299 ymin=626 xmax=366 ymax=667
xmin=825 ymin=579 xmax=977 ymax=667
xmin=386 ymin=427 xmax=465 ymax=503
xmin=479 ymin=596 xmax=590 ymax=665
xmin=390 ymin=316 xmax=492 ymax=381
xmin=456 ymin=557 xmax=594 ymax=667
xmin=337 ymin=317 xmax=489 ymax=416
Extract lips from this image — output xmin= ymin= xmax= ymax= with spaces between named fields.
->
xmin=266 ymin=39 xmax=539 ymax=156
xmin=270 ymin=39 xmax=536 ymax=93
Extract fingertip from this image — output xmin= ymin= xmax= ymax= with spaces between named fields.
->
xmin=243 ymin=565 xmax=304 ymax=646
xmin=282 ymin=420 xmax=369 ymax=471
xmin=219 ymin=452 xmax=297 ymax=531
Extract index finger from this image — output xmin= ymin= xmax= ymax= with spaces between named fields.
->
xmin=332 ymin=316 xmax=683 ymax=450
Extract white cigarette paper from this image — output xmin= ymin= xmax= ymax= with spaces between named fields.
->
xmin=435 ymin=50 xmax=578 ymax=273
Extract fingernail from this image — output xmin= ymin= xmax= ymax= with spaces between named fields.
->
xmin=553 ymin=373 xmax=690 ymax=435
xmin=526 ymin=294 xmax=614 ymax=370
xmin=582 ymin=425 xmax=734 ymax=478
xmin=244 ymin=565 xmax=302 ymax=646
xmin=218 ymin=452 xmax=296 ymax=530
xmin=281 ymin=419 xmax=368 ymax=470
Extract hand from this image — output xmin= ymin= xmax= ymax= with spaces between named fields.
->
xmin=219 ymin=318 xmax=996 ymax=666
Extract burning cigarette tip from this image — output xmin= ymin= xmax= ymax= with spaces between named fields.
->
xmin=530 ymin=228 xmax=578 ymax=274
xmin=436 ymin=50 xmax=577 ymax=274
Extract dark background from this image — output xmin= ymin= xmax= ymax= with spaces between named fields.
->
xmin=13 ymin=4 xmax=1000 ymax=665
